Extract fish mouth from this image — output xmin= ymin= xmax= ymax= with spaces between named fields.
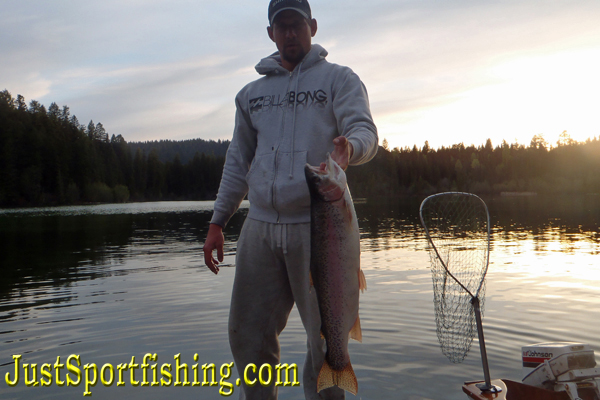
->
xmin=305 ymin=154 xmax=346 ymax=202
xmin=305 ymin=153 xmax=344 ymax=182
xmin=305 ymin=153 xmax=332 ymax=178
xmin=305 ymin=164 xmax=327 ymax=175
xmin=323 ymin=153 xmax=343 ymax=182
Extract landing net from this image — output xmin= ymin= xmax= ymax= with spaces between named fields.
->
xmin=419 ymin=192 xmax=490 ymax=364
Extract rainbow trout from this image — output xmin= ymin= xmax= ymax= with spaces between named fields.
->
xmin=304 ymin=154 xmax=366 ymax=395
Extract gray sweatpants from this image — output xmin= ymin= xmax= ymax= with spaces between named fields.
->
xmin=229 ymin=218 xmax=345 ymax=400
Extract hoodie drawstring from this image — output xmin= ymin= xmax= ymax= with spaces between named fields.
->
xmin=289 ymin=62 xmax=302 ymax=179
xmin=275 ymin=224 xmax=288 ymax=255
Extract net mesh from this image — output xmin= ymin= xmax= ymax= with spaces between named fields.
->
xmin=419 ymin=192 xmax=490 ymax=364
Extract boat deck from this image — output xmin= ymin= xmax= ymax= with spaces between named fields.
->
xmin=463 ymin=379 xmax=585 ymax=400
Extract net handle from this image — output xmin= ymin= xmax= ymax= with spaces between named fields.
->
xmin=418 ymin=191 xmax=491 ymax=300
xmin=420 ymin=192 xmax=501 ymax=394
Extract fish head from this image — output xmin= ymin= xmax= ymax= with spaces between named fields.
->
xmin=305 ymin=153 xmax=347 ymax=202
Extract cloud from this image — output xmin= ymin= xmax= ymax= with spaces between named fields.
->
xmin=2 ymin=0 xmax=600 ymax=147
xmin=313 ymin=1 xmax=600 ymax=148
xmin=326 ymin=2 xmax=600 ymax=98
xmin=50 ymin=53 xmax=257 ymax=140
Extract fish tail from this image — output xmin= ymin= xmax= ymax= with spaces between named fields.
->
xmin=358 ymin=269 xmax=367 ymax=292
xmin=349 ymin=315 xmax=362 ymax=342
xmin=317 ymin=359 xmax=358 ymax=395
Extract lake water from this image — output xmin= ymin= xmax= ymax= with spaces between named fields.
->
xmin=1 ymin=196 xmax=599 ymax=400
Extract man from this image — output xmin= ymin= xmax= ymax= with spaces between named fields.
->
xmin=203 ymin=1 xmax=378 ymax=398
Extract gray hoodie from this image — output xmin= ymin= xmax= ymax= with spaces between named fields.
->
xmin=210 ymin=44 xmax=378 ymax=227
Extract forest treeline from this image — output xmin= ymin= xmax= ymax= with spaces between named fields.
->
xmin=346 ymin=134 xmax=600 ymax=198
xmin=129 ymin=139 xmax=229 ymax=164
xmin=0 ymin=90 xmax=226 ymax=206
xmin=1 ymin=89 xmax=599 ymax=207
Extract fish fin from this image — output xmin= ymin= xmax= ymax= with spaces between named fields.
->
xmin=349 ymin=315 xmax=362 ymax=343
xmin=317 ymin=359 xmax=358 ymax=395
xmin=358 ymin=269 xmax=367 ymax=293
xmin=320 ymin=330 xmax=325 ymax=340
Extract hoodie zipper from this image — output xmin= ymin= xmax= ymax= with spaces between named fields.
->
xmin=272 ymin=69 xmax=296 ymax=223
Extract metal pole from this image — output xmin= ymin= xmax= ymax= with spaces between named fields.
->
xmin=472 ymin=297 xmax=500 ymax=393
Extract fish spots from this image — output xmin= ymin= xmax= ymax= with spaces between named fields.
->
xmin=306 ymin=156 xmax=362 ymax=394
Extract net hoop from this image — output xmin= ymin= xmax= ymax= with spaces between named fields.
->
xmin=419 ymin=191 xmax=490 ymax=299
xmin=419 ymin=192 xmax=491 ymax=364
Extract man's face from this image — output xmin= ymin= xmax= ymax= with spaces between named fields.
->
xmin=268 ymin=10 xmax=317 ymax=69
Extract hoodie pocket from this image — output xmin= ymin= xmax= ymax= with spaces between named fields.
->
xmin=246 ymin=152 xmax=276 ymax=212
xmin=274 ymin=150 xmax=311 ymax=213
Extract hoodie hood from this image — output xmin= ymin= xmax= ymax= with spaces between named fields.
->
xmin=255 ymin=44 xmax=328 ymax=75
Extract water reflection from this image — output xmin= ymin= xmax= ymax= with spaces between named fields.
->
xmin=1 ymin=196 xmax=599 ymax=399
xmin=0 ymin=202 xmax=249 ymax=301
xmin=2 ymin=196 xmax=598 ymax=313
xmin=356 ymin=195 xmax=600 ymax=253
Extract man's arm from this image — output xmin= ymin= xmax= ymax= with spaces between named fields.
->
xmin=332 ymin=69 xmax=378 ymax=166
xmin=203 ymin=92 xmax=257 ymax=274
xmin=210 ymin=93 xmax=257 ymax=228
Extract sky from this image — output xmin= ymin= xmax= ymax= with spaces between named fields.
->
xmin=2 ymin=0 xmax=600 ymax=150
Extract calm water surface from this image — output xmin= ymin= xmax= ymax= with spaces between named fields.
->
xmin=1 ymin=196 xmax=599 ymax=399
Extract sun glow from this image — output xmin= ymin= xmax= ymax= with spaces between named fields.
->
xmin=379 ymin=48 xmax=600 ymax=150
xmin=491 ymin=228 xmax=600 ymax=285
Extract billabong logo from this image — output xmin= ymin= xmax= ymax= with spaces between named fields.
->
xmin=249 ymin=89 xmax=328 ymax=114
xmin=249 ymin=97 xmax=264 ymax=113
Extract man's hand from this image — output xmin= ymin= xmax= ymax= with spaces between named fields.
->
xmin=203 ymin=223 xmax=224 ymax=274
xmin=330 ymin=136 xmax=353 ymax=171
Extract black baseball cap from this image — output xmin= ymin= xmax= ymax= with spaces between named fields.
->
xmin=268 ymin=0 xmax=312 ymax=26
